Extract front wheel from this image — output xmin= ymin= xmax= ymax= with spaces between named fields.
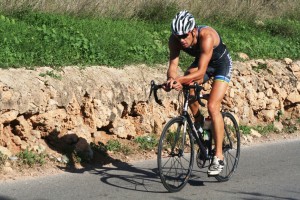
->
xmin=157 ymin=117 xmax=194 ymax=192
xmin=215 ymin=112 xmax=240 ymax=182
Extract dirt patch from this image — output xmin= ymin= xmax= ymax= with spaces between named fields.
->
xmin=0 ymin=131 xmax=299 ymax=182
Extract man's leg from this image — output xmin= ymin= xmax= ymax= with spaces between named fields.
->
xmin=208 ymin=80 xmax=228 ymax=159
xmin=207 ymin=80 xmax=228 ymax=175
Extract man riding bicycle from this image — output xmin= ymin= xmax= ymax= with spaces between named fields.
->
xmin=164 ymin=10 xmax=233 ymax=176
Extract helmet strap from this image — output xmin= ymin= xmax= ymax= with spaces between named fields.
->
xmin=190 ymin=29 xmax=197 ymax=47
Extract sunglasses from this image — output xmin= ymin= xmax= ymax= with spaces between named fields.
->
xmin=175 ymin=33 xmax=189 ymax=40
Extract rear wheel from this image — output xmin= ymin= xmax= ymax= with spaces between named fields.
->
xmin=157 ymin=117 xmax=194 ymax=192
xmin=215 ymin=112 xmax=240 ymax=182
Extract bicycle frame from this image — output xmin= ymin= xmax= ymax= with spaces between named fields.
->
xmin=152 ymin=80 xmax=241 ymax=192
xmin=179 ymin=85 xmax=209 ymax=160
xmin=149 ymin=81 xmax=212 ymax=160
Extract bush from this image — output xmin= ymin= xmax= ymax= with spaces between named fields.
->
xmin=106 ymin=140 xmax=122 ymax=152
xmin=17 ymin=148 xmax=46 ymax=167
xmin=134 ymin=135 xmax=158 ymax=150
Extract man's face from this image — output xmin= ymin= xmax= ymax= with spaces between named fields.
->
xmin=175 ymin=31 xmax=193 ymax=48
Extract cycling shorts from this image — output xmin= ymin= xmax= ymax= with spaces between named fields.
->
xmin=190 ymin=50 xmax=233 ymax=83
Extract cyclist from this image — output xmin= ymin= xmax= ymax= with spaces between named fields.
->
xmin=164 ymin=10 xmax=232 ymax=176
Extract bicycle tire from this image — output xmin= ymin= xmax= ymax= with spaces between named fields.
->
xmin=215 ymin=112 xmax=240 ymax=182
xmin=157 ymin=117 xmax=194 ymax=192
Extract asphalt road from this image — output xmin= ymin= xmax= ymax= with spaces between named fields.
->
xmin=0 ymin=139 xmax=300 ymax=200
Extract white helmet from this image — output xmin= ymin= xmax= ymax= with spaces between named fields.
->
xmin=171 ymin=10 xmax=195 ymax=35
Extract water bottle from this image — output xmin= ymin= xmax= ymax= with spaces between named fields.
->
xmin=203 ymin=117 xmax=212 ymax=141
xmin=203 ymin=130 xmax=210 ymax=141
xmin=195 ymin=121 xmax=203 ymax=134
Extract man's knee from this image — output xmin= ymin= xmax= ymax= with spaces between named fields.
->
xmin=207 ymin=101 xmax=221 ymax=116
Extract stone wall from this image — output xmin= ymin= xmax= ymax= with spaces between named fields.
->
xmin=0 ymin=59 xmax=299 ymax=157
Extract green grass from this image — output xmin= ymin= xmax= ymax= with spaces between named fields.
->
xmin=39 ymin=69 xmax=62 ymax=80
xmin=17 ymin=148 xmax=46 ymax=167
xmin=252 ymin=63 xmax=268 ymax=73
xmin=134 ymin=135 xmax=158 ymax=150
xmin=104 ymin=139 xmax=132 ymax=155
xmin=240 ymin=124 xmax=278 ymax=136
xmin=0 ymin=10 xmax=299 ymax=69
xmin=210 ymin=18 xmax=300 ymax=61
xmin=106 ymin=139 xmax=122 ymax=151
xmin=0 ymin=151 xmax=8 ymax=167
xmin=239 ymin=125 xmax=252 ymax=135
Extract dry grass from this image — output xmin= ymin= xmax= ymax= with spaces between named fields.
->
xmin=182 ymin=0 xmax=300 ymax=20
xmin=0 ymin=0 xmax=299 ymax=20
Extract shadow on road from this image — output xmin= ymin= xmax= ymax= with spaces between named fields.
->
xmin=0 ymin=195 xmax=15 ymax=200
xmin=92 ymin=161 xmax=167 ymax=193
xmin=217 ymin=190 xmax=300 ymax=200
xmin=44 ymin=132 xmax=211 ymax=193
xmin=57 ymin=158 xmax=213 ymax=194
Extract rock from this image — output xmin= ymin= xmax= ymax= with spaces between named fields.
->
xmin=237 ymin=63 xmax=252 ymax=76
xmin=61 ymin=155 xmax=69 ymax=163
xmin=153 ymin=115 xmax=164 ymax=134
xmin=238 ymin=52 xmax=249 ymax=60
xmin=12 ymin=136 xmax=22 ymax=146
xmin=2 ymin=166 xmax=13 ymax=173
xmin=32 ymin=144 xmax=47 ymax=154
xmin=0 ymin=110 xmax=19 ymax=124
xmin=256 ymin=59 xmax=266 ymax=65
xmin=8 ymin=156 xmax=18 ymax=161
xmin=284 ymin=58 xmax=293 ymax=65
xmin=258 ymin=110 xmax=276 ymax=122
xmin=112 ymin=118 xmax=137 ymax=139
xmin=0 ymin=59 xmax=299 ymax=158
xmin=31 ymin=130 xmax=42 ymax=139
xmin=289 ymin=63 xmax=300 ymax=72
xmin=273 ymin=121 xmax=284 ymax=132
xmin=0 ymin=146 xmax=12 ymax=157
xmin=286 ymin=92 xmax=300 ymax=104
xmin=93 ymin=131 xmax=111 ymax=145
xmin=15 ymin=115 xmax=32 ymax=140
xmin=250 ymin=129 xmax=262 ymax=138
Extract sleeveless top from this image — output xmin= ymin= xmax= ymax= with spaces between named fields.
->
xmin=182 ymin=25 xmax=228 ymax=67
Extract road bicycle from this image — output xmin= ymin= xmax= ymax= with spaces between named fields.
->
xmin=149 ymin=80 xmax=240 ymax=192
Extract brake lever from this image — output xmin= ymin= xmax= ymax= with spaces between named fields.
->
xmin=148 ymin=80 xmax=154 ymax=100
xmin=194 ymin=82 xmax=206 ymax=107
xmin=149 ymin=80 xmax=164 ymax=106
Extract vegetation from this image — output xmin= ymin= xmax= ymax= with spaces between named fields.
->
xmin=39 ymin=69 xmax=62 ymax=79
xmin=0 ymin=0 xmax=299 ymax=166
xmin=240 ymin=124 xmax=278 ymax=135
xmin=106 ymin=139 xmax=122 ymax=151
xmin=0 ymin=0 xmax=299 ymax=68
xmin=0 ymin=151 xmax=8 ymax=167
xmin=134 ymin=135 xmax=158 ymax=150
xmin=17 ymin=148 xmax=46 ymax=167
xmin=104 ymin=140 xmax=132 ymax=155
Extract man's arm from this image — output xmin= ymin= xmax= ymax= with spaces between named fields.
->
xmin=176 ymin=31 xmax=214 ymax=85
xmin=167 ymin=35 xmax=180 ymax=81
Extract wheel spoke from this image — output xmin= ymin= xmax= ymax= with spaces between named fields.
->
xmin=216 ymin=112 xmax=240 ymax=182
xmin=158 ymin=117 xmax=194 ymax=192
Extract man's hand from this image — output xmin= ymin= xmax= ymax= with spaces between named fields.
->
xmin=163 ymin=78 xmax=183 ymax=91
xmin=171 ymin=79 xmax=183 ymax=91
xmin=162 ymin=83 xmax=171 ymax=92
xmin=162 ymin=79 xmax=173 ymax=92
